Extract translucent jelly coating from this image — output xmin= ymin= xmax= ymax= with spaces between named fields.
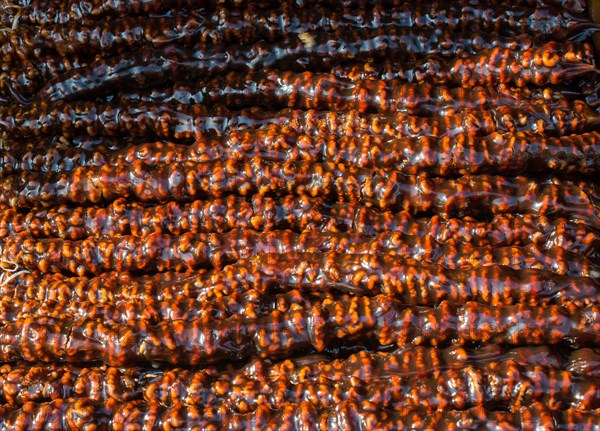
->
xmin=2 ymin=0 xmax=590 ymax=27
xmin=3 ymin=129 xmax=599 ymax=177
xmin=2 ymin=258 xmax=598 ymax=307
xmin=1 ymin=230 xmax=597 ymax=276
xmin=1 ymin=163 xmax=599 ymax=224
xmin=1 ymin=198 xmax=596 ymax=255
xmin=1 ymin=18 xmax=537 ymax=65
xmin=3 ymin=101 xmax=596 ymax=141
xmin=34 ymin=41 xmax=598 ymax=103
xmin=0 ymin=399 xmax=597 ymax=431
xmin=331 ymin=41 xmax=598 ymax=86
xmin=0 ymin=346 xmax=598 ymax=410
xmin=0 ymin=299 xmax=598 ymax=365
xmin=121 ymin=74 xmax=572 ymax=114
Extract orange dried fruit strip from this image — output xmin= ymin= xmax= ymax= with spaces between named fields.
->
xmin=3 ymin=102 xmax=596 ymax=141
xmin=0 ymin=299 xmax=598 ymax=365
xmin=1 ymin=163 xmax=598 ymax=224
xmin=32 ymin=41 xmax=597 ymax=103
xmin=1 ymin=198 xmax=596 ymax=255
xmin=4 ymin=130 xmax=600 ymax=178
xmin=1 ymin=230 xmax=597 ymax=276
xmin=0 ymin=346 xmax=597 ymax=410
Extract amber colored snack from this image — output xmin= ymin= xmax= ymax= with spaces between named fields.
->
xmin=3 ymin=101 xmax=597 ymax=142
xmin=0 ymin=346 xmax=598 ymax=411
xmin=2 ymin=229 xmax=599 ymax=276
xmin=1 ymin=162 xmax=598 ymax=226
xmin=3 ymin=130 xmax=599 ymax=177
xmin=33 ymin=41 xmax=597 ymax=103
xmin=0 ymin=299 xmax=598 ymax=365
xmin=2 ymin=254 xmax=598 ymax=307
xmin=1 ymin=198 xmax=596 ymax=255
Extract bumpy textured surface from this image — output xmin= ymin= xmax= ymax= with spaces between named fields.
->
xmin=0 ymin=0 xmax=599 ymax=429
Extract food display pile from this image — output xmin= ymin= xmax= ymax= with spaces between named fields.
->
xmin=0 ymin=0 xmax=600 ymax=429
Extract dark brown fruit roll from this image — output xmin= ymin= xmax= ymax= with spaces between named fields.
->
xmin=1 ymin=162 xmax=598 ymax=225
xmin=1 ymin=250 xmax=599 ymax=310
xmin=0 ymin=398 xmax=596 ymax=431
xmin=0 ymin=345 xmax=567 ymax=406
xmin=0 ymin=289 xmax=344 ymax=324
xmin=4 ymin=129 xmax=599 ymax=178
xmin=33 ymin=40 xmax=598 ymax=103
xmin=2 ymin=0 xmax=590 ymax=32
xmin=121 ymin=73 xmax=570 ymax=114
xmin=143 ymin=345 xmax=567 ymax=407
xmin=0 ymin=101 xmax=220 ymax=141
xmin=143 ymin=354 xmax=600 ymax=412
xmin=2 ymin=16 xmax=538 ymax=67
xmin=3 ymin=348 xmax=592 ymax=413
xmin=0 ymin=52 xmax=93 ymax=104
xmin=334 ymin=41 xmax=598 ymax=84
xmin=320 ymin=0 xmax=589 ymax=15
xmin=0 ymin=299 xmax=598 ymax=365
xmin=1 ymin=230 xmax=597 ymax=276
xmin=0 ymin=363 xmax=146 ymax=404
xmin=0 ymin=135 xmax=133 ymax=156
xmin=3 ymin=102 xmax=596 ymax=141
xmin=2 ymin=250 xmax=598 ymax=307
xmin=1 ymin=198 xmax=596 ymax=255
xmin=195 ymin=252 xmax=600 ymax=306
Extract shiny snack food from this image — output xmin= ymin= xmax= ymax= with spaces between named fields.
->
xmin=3 ymin=101 xmax=596 ymax=142
xmin=3 ymin=129 xmax=599 ymax=177
xmin=33 ymin=41 xmax=599 ymax=103
xmin=0 ymin=398 xmax=597 ymax=431
xmin=1 ymin=162 xmax=599 ymax=225
xmin=1 ymin=230 xmax=597 ymax=276
xmin=0 ymin=0 xmax=598 ymax=428
xmin=0 ymin=345 xmax=597 ymax=410
xmin=2 ymin=257 xmax=598 ymax=307
xmin=0 ymin=197 xmax=599 ymax=257
xmin=0 ymin=299 xmax=598 ymax=365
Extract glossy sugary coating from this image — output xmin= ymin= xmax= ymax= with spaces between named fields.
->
xmin=3 ymin=0 xmax=593 ymax=30
xmin=1 ymin=230 xmax=597 ymax=276
xmin=3 ymin=0 xmax=591 ymax=22
xmin=0 ymin=398 xmax=596 ymax=431
xmin=0 ymin=101 xmax=219 ymax=140
xmin=0 ymin=197 xmax=598 ymax=256
xmin=6 ymin=7 xmax=595 ymax=100
xmin=3 ymin=129 xmax=599 ymax=177
xmin=144 ymin=360 xmax=600 ymax=412
xmin=1 ymin=15 xmax=539 ymax=65
xmin=1 ymin=161 xmax=599 ymax=225
xmin=141 ymin=345 xmax=574 ymax=408
xmin=332 ymin=41 xmax=598 ymax=85
xmin=2 ymin=253 xmax=598 ymax=307
xmin=120 ymin=74 xmax=572 ymax=113
xmin=0 ymin=363 xmax=145 ymax=404
xmin=0 ymin=51 xmax=91 ymax=103
xmin=178 ymin=252 xmax=600 ymax=305
xmin=0 ymin=346 xmax=597 ymax=411
xmin=0 ymin=298 xmax=598 ymax=365
xmin=0 ymin=289 xmax=344 ymax=324
xmin=34 ymin=40 xmax=598 ymax=103
xmin=567 ymin=348 xmax=600 ymax=377
xmin=0 ymin=0 xmax=598 ymax=428
xmin=318 ymin=0 xmax=590 ymax=15
xmin=3 ymin=101 xmax=596 ymax=142
xmin=0 ymin=134 xmax=147 ymax=157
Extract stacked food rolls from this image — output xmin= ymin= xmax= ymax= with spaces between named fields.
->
xmin=0 ymin=0 xmax=599 ymax=429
